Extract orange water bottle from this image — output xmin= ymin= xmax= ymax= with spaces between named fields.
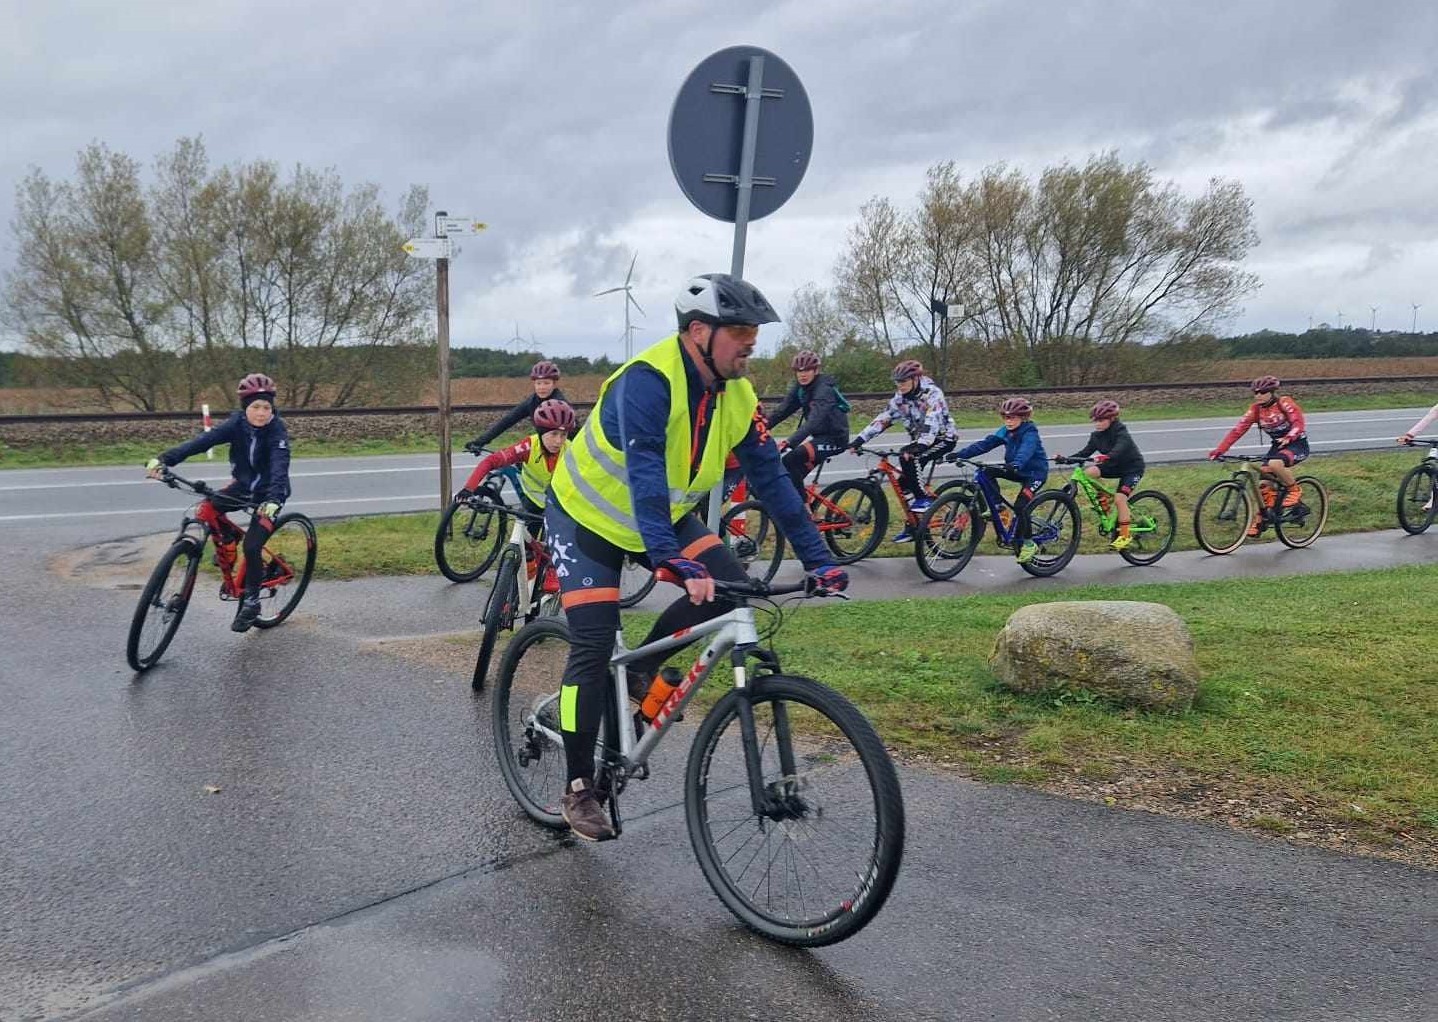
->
xmin=640 ymin=667 xmax=683 ymax=721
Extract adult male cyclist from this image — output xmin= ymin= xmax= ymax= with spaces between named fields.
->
xmin=546 ymin=273 xmax=849 ymax=841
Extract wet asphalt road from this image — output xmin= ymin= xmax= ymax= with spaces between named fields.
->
xmin=2 ymin=436 xmax=1437 ymax=1019
xmin=0 ymin=407 xmax=1428 ymax=525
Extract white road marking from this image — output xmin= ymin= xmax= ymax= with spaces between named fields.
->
xmin=0 ymin=493 xmax=437 ymax=522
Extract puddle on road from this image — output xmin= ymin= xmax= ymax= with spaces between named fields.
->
xmin=48 ymin=534 xmax=175 ymax=588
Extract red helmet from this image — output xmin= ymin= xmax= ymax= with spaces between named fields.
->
xmin=532 ymin=398 xmax=575 ymax=433
xmin=1090 ymin=400 xmax=1121 ymax=421
xmin=530 ymin=360 xmax=561 ymax=381
xmin=791 ymin=350 xmax=822 ymax=372
xmin=1000 ymin=397 xmax=1033 ymax=418
xmin=237 ymin=373 xmax=276 ymax=402
xmin=1251 ymin=375 xmax=1280 ymax=393
xmin=891 ymin=359 xmax=924 ymax=383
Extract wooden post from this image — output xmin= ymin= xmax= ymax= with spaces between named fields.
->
xmin=437 ymin=254 xmax=452 ymax=510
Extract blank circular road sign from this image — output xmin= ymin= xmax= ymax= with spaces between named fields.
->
xmin=667 ymin=46 xmax=813 ymax=223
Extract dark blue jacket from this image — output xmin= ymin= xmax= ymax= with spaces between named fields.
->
xmin=955 ymin=420 xmax=1048 ymax=481
xmin=161 ymin=412 xmax=292 ymax=503
xmin=590 ymin=342 xmax=830 ymax=569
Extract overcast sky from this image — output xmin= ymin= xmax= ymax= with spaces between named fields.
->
xmin=4 ymin=0 xmax=1436 ymax=359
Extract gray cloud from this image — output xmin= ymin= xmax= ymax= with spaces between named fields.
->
xmin=4 ymin=0 xmax=1437 ymax=354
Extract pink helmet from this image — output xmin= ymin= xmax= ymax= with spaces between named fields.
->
xmin=530 ymin=360 xmax=561 ymax=381
xmin=532 ymin=398 xmax=575 ymax=432
xmin=891 ymin=359 xmax=924 ymax=383
xmin=791 ymin=350 xmax=822 ymax=372
xmin=1251 ymin=375 xmax=1279 ymax=393
xmin=237 ymin=373 xmax=276 ymax=402
xmin=1000 ymin=397 xmax=1033 ymax=418
xmin=1090 ymin=400 xmax=1121 ymax=421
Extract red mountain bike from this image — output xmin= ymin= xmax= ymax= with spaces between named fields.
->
xmin=125 ymin=469 xmax=317 ymax=671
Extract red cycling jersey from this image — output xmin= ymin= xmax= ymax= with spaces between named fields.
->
xmin=1215 ymin=396 xmax=1306 ymax=455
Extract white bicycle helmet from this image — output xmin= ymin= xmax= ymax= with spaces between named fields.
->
xmin=674 ymin=273 xmax=780 ymax=331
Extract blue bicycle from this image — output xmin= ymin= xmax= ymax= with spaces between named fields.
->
xmin=913 ymin=458 xmax=1080 ymax=581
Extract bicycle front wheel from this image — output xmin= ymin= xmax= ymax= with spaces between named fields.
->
xmin=1396 ymin=463 xmax=1438 ymax=535
xmin=817 ymin=479 xmax=887 ymax=564
xmin=492 ymin=617 xmax=574 ymax=829
xmin=1020 ymin=490 xmax=1081 ymax=577
xmin=253 ymin=513 xmax=317 ymax=629
xmin=1275 ymin=476 xmax=1328 ymax=549
xmin=126 ymin=538 xmax=202 ymax=671
xmin=721 ymin=500 xmax=786 ymax=584
xmin=434 ymin=487 xmax=507 ymax=583
xmin=473 ymin=546 xmax=521 ymax=691
xmin=685 ymin=674 xmax=905 ymax=947
xmin=1193 ymin=479 xmax=1251 ymax=556
xmin=914 ymin=489 xmax=981 ymax=581
xmin=1118 ymin=490 xmax=1177 ymax=566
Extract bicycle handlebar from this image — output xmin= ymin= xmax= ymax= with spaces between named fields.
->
xmin=157 ymin=467 xmax=216 ymax=498
xmin=1401 ymin=437 xmax=1438 ymax=446
xmin=652 ymin=568 xmax=843 ymax=599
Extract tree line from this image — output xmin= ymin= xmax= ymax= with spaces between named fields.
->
xmin=2 ymin=137 xmax=434 ymax=410
xmin=779 ymin=151 xmax=1260 ymax=388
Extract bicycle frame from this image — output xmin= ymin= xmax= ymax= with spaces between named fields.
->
xmin=523 ymin=604 xmax=769 ymax=807
xmin=947 ymin=462 xmax=1023 ymax=546
xmin=166 ymin=474 xmax=292 ymax=599
xmin=862 ymin=449 xmax=940 ymax=524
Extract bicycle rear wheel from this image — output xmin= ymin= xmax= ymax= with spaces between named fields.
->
xmin=434 ymin=487 xmax=507 ymax=582
xmin=1020 ymin=490 xmax=1080 ymax=577
xmin=473 ymin=546 xmax=521 ymax=691
xmin=253 ymin=513 xmax=317 ymax=628
xmin=1193 ymin=479 xmax=1251 ymax=555
xmin=618 ymin=556 xmax=657 ymax=608
xmin=914 ymin=490 xmax=981 ymax=581
xmin=492 ymin=617 xmax=574 ymax=828
xmin=1118 ymin=490 xmax=1177 ymax=566
xmin=686 ymin=674 xmax=904 ymax=947
xmin=1396 ymin=463 xmax=1438 ymax=535
xmin=1275 ymin=476 xmax=1328 ymax=549
xmin=126 ymin=538 xmax=202 ymax=672
xmin=721 ymin=500 xmax=785 ymax=584
xmin=817 ymin=479 xmax=887 ymax=564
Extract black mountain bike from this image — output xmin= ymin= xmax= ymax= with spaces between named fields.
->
xmin=1397 ymin=437 xmax=1438 ymax=535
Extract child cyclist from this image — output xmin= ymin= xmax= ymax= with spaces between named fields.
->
xmin=1058 ymin=400 xmax=1146 ymax=551
xmin=768 ymin=350 xmax=851 ymax=499
xmin=949 ymin=397 xmax=1049 ymax=564
xmin=848 ymin=359 xmax=958 ymax=541
xmin=1208 ymin=375 xmax=1309 ymax=535
xmin=460 ymin=398 xmax=576 ymax=592
xmin=464 ymin=360 xmax=575 ymax=455
xmin=145 ymin=373 xmax=291 ymax=633
xmin=1397 ymin=401 xmax=1438 ymax=512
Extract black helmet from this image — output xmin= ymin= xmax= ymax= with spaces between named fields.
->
xmin=674 ymin=273 xmax=780 ymax=331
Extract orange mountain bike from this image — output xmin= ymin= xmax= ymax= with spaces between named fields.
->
xmin=126 ymin=469 xmax=317 ymax=671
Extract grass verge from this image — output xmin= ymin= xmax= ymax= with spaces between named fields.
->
xmin=686 ymin=567 xmax=1438 ymax=857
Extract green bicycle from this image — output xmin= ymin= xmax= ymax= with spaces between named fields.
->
xmin=1052 ymin=457 xmax=1177 ymax=566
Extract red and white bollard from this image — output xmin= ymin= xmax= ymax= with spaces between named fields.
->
xmin=201 ymin=403 xmax=214 ymax=459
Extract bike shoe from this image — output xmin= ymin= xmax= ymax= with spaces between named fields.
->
xmin=891 ymin=527 xmax=913 ymax=544
xmin=1110 ymin=534 xmax=1134 ymax=551
xmin=907 ymin=496 xmax=932 ymax=513
xmin=561 ymin=779 xmax=616 ymax=841
xmin=1016 ymin=540 xmax=1039 ymax=564
xmin=231 ymin=596 xmax=261 ymax=633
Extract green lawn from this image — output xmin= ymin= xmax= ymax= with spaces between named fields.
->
xmin=683 ymin=567 xmax=1438 ymax=841
xmin=3 ymin=389 xmax=1430 ymax=469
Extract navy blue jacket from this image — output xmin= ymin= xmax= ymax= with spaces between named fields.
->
xmin=587 ymin=341 xmax=830 ymax=569
xmin=766 ymin=374 xmax=849 ymax=448
xmin=161 ymin=412 xmax=292 ymax=503
xmin=955 ymin=420 xmax=1049 ymax=481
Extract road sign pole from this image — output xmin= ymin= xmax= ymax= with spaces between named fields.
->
xmin=728 ymin=55 xmax=766 ymax=279
xmin=437 ymin=250 xmax=453 ymax=511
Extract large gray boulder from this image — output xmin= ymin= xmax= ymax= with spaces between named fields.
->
xmin=989 ymin=601 xmax=1199 ymax=711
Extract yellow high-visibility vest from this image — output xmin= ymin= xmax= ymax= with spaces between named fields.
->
xmin=551 ymin=335 xmax=757 ymax=551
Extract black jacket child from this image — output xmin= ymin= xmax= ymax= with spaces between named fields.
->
xmin=161 ymin=412 xmax=292 ymax=503
xmin=767 ymin=373 xmax=850 ymax=448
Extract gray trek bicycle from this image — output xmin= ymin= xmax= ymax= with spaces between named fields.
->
xmin=491 ymin=575 xmax=905 ymax=946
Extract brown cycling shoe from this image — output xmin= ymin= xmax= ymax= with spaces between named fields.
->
xmin=561 ymin=779 xmax=616 ymax=842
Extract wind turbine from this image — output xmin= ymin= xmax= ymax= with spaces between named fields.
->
xmin=1370 ymin=305 xmax=1379 ymax=331
xmin=1413 ymin=303 xmax=1422 ymax=333
xmin=509 ymin=323 xmax=526 ymax=356
xmin=594 ymin=252 xmax=645 ymax=361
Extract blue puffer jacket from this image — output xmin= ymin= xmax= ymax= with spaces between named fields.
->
xmin=954 ymin=420 xmax=1048 ymax=482
xmin=161 ymin=412 xmax=292 ymax=503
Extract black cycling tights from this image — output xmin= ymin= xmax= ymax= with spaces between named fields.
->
xmin=544 ymin=505 xmax=748 ymax=783
xmin=207 ymin=487 xmax=277 ymax=598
